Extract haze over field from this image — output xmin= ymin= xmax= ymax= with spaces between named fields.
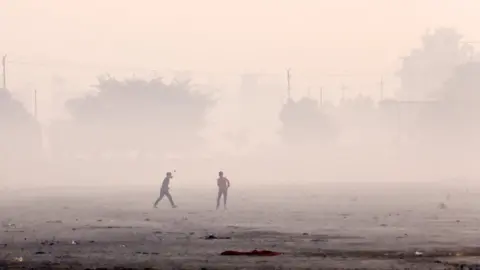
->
xmin=3 ymin=1 xmax=480 ymax=269
xmin=1 ymin=1 xmax=480 ymax=187
xmin=1 ymin=1 xmax=480 ymax=189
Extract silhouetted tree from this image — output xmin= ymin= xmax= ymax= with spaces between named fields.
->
xmin=397 ymin=28 xmax=473 ymax=100
xmin=279 ymin=97 xmax=335 ymax=145
xmin=0 ymin=89 xmax=42 ymax=160
xmin=428 ymin=62 xmax=480 ymax=136
xmin=50 ymin=76 xmax=214 ymax=157
xmin=441 ymin=62 xmax=480 ymax=104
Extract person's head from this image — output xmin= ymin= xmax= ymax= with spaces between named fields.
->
xmin=218 ymin=171 xmax=224 ymax=177
xmin=166 ymin=172 xmax=173 ymax=178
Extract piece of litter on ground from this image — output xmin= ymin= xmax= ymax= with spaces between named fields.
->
xmin=221 ymin=250 xmax=281 ymax=256
xmin=204 ymin=234 xmax=231 ymax=240
xmin=415 ymin=251 xmax=423 ymax=256
xmin=46 ymin=220 xmax=63 ymax=224
xmin=13 ymin=257 xmax=23 ymax=262
xmin=71 ymin=240 xmax=78 ymax=245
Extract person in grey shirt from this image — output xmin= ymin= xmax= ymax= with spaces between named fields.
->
xmin=153 ymin=172 xmax=177 ymax=208
xmin=216 ymin=171 xmax=231 ymax=210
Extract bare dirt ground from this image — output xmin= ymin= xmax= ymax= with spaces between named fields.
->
xmin=1 ymin=181 xmax=480 ymax=269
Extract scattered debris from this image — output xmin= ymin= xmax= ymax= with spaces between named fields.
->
xmin=106 ymin=226 xmax=134 ymax=229
xmin=204 ymin=234 xmax=231 ymax=240
xmin=221 ymin=249 xmax=281 ymax=256
xmin=40 ymin=240 xmax=57 ymax=246
xmin=414 ymin=251 xmax=423 ymax=256
xmin=311 ymin=238 xmax=328 ymax=243
xmin=71 ymin=240 xmax=78 ymax=245
xmin=46 ymin=220 xmax=63 ymax=224
xmin=12 ymin=257 xmax=23 ymax=262
xmin=2 ymin=222 xmax=15 ymax=228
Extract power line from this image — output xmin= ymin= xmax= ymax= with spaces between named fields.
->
xmin=5 ymin=56 xmax=393 ymax=79
xmin=7 ymin=58 xmax=176 ymax=74
xmin=380 ymin=76 xmax=384 ymax=101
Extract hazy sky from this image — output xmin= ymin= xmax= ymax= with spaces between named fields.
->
xmin=1 ymin=0 xmax=479 ymax=113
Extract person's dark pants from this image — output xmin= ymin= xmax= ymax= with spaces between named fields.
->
xmin=154 ymin=189 xmax=175 ymax=208
xmin=217 ymin=188 xmax=228 ymax=209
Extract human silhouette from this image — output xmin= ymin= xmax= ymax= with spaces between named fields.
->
xmin=153 ymin=172 xmax=177 ymax=208
xmin=216 ymin=171 xmax=231 ymax=210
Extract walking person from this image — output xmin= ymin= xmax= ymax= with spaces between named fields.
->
xmin=153 ymin=172 xmax=177 ymax=208
xmin=216 ymin=171 xmax=230 ymax=210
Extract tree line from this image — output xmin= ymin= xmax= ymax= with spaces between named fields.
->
xmin=2 ymin=28 xmax=479 ymax=160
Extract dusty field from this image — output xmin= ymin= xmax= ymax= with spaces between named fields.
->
xmin=1 ymin=181 xmax=480 ymax=269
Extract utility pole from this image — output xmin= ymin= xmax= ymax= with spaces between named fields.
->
xmin=286 ymin=68 xmax=291 ymax=100
xmin=2 ymin=55 xmax=6 ymax=90
xmin=319 ymin=87 xmax=323 ymax=108
xmin=34 ymin=89 xmax=37 ymax=119
xmin=380 ymin=76 xmax=384 ymax=101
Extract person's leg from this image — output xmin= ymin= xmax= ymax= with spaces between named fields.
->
xmin=216 ymin=189 xmax=222 ymax=210
xmin=153 ymin=192 xmax=165 ymax=208
xmin=165 ymin=191 xmax=176 ymax=208
xmin=223 ymin=189 xmax=228 ymax=209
